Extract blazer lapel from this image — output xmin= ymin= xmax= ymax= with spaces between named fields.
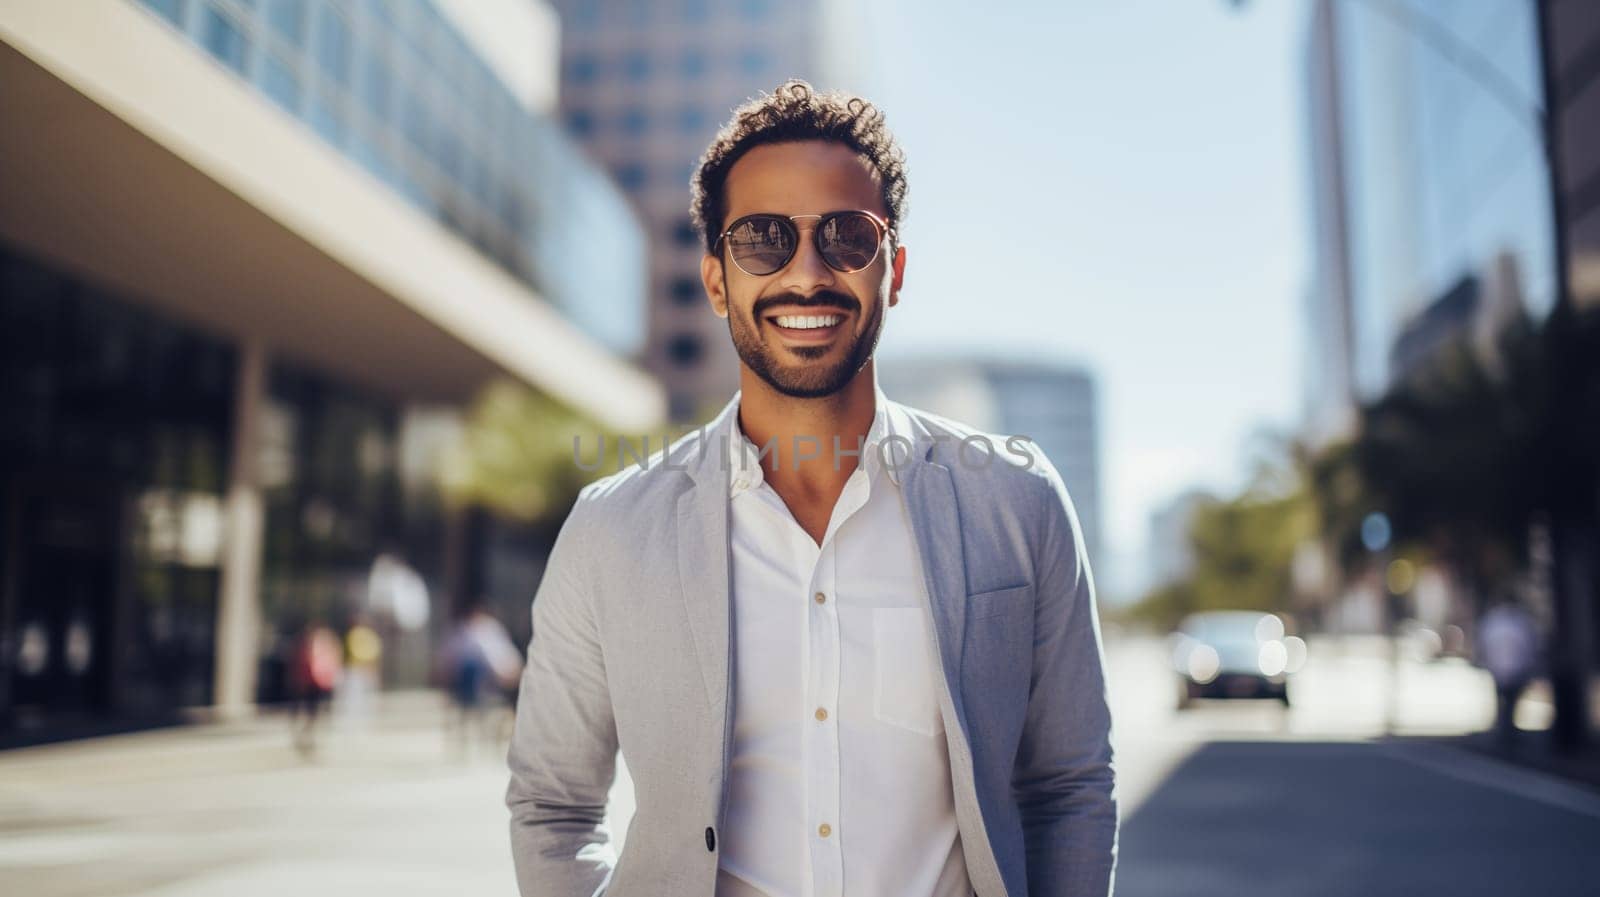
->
xmin=900 ymin=452 xmax=970 ymax=713
xmin=676 ymin=395 xmax=738 ymax=719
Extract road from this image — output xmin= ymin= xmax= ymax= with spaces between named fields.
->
xmin=0 ymin=635 xmax=1595 ymax=896
xmin=1103 ymin=634 xmax=1600 ymax=897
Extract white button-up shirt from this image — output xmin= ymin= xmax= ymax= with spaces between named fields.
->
xmin=714 ymin=388 xmax=972 ymax=897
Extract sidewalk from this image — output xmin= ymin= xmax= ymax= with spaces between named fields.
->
xmin=1395 ymin=674 xmax=1600 ymax=795
xmin=0 ymin=689 xmax=527 ymax=897
xmin=1454 ymin=729 xmax=1600 ymax=793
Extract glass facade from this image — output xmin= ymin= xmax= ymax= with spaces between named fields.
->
xmin=1331 ymin=0 xmax=1556 ymax=399
xmin=0 ymin=244 xmax=452 ymax=731
xmin=528 ymin=126 xmax=650 ymax=352
xmin=1 ymin=244 xmax=235 ymax=724
xmin=254 ymin=364 xmax=445 ymax=703
xmin=134 ymin=0 xmax=646 ymax=355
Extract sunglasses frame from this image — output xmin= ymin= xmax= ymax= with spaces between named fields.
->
xmin=713 ymin=209 xmax=891 ymax=277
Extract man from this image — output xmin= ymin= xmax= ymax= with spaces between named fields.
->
xmin=506 ymin=80 xmax=1117 ymax=897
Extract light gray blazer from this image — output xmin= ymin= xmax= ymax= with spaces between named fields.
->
xmin=505 ymin=392 xmax=1118 ymax=897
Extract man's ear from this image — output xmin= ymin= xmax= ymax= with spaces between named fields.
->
xmin=888 ymin=244 xmax=907 ymax=308
xmin=702 ymin=252 xmax=729 ymax=318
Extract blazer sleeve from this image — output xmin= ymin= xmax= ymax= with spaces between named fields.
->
xmin=1014 ymin=453 xmax=1119 ymax=896
xmin=505 ymin=492 xmax=620 ymax=897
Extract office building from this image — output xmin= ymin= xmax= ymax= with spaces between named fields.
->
xmin=1301 ymin=0 xmax=1600 ymax=731
xmin=0 ymin=0 xmax=663 ymax=740
xmin=1547 ymin=2 xmax=1600 ymax=311
xmin=1299 ymin=0 xmax=1358 ymax=446
xmin=1302 ymin=0 xmax=1558 ymax=407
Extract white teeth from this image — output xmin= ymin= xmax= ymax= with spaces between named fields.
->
xmin=774 ymin=314 xmax=842 ymax=330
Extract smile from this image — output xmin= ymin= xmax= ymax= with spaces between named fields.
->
xmin=771 ymin=314 xmax=842 ymax=330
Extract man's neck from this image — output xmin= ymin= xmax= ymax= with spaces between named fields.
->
xmin=736 ymin=363 xmax=879 ymax=498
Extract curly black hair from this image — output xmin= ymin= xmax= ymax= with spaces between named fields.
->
xmin=689 ymin=79 xmax=909 ymax=254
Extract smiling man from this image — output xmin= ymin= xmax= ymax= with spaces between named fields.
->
xmin=506 ymin=80 xmax=1118 ymax=897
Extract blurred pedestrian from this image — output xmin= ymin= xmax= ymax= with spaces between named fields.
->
xmin=335 ymin=614 xmax=383 ymax=730
xmin=438 ymin=601 xmax=522 ymax=758
xmin=286 ymin=619 xmax=342 ymax=758
xmin=1477 ymin=598 xmax=1539 ymax=747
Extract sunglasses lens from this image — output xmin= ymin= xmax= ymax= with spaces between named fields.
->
xmin=726 ymin=215 xmax=795 ymax=275
xmin=819 ymin=212 xmax=882 ymax=272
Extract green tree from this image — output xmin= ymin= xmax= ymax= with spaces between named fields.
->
xmin=1129 ymin=457 xmax=1316 ymax=631
xmin=1311 ymin=313 xmax=1551 ymax=612
xmin=440 ymin=380 xmax=622 ymax=525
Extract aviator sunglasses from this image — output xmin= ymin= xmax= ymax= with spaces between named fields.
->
xmin=713 ymin=210 xmax=890 ymax=277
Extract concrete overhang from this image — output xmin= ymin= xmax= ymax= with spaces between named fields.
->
xmin=0 ymin=0 xmax=665 ymax=432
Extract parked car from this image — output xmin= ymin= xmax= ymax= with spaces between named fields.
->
xmin=1169 ymin=610 xmax=1307 ymax=709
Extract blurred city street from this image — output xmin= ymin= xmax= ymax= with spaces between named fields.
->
xmin=3 ymin=0 xmax=1599 ymax=894
xmin=2 ymin=634 xmax=1596 ymax=897
xmin=1105 ymin=635 xmax=1600 ymax=897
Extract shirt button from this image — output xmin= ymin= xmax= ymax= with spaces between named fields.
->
xmin=818 ymin=823 xmax=832 ymax=838
xmin=814 ymin=707 xmax=828 ymax=721
xmin=814 ymin=592 xmax=826 ymax=604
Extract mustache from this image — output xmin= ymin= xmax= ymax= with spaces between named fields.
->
xmin=752 ymin=291 xmax=860 ymax=318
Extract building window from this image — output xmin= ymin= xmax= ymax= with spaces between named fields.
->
xmin=738 ymin=49 xmax=767 ymax=77
xmin=435 ymin=130 xmax=462 ymax=179
xmin=265 ymin=0 xmax=305 ymax=46
xmin=679 ymin=48 xmax=707 ymax=79
xmin=401 ymin=91 xmax=433 ymax=156
xmin=140 ymin=0 xmax=184 ymax=27
xmin=676 ymin=105 xmax=708 ymax=134
xmin=622 ymin=0 xmax=652 ymax=27
xmin=465 ymin=155 xmax=492 ymax=206
xmin=623 ymin=50 xmax=652 ymax=83
xmin=672 ymin=219 xmax=699 ymax=248
xmin=666 ymin=333 xmax=703 ymax=367
xmin=619 ymin=106 xmax=649 ymax=137
xmin=259 ymin=52 xmax=301 ymax=113
xmin=566 ymin=108 xmax=596 ymax=136
xmin=313 ymin=6 xmax=352 ymax=86
xmin=568 ymin=3 xmax=599 ymax=29
xmin=350 ymin=129 xmax=394 ymax=186
xmin=357 ymin=0 xmax=393 ymax=25
xmin=309 ymin=89 xmax=346 ymax=146
xmin=566 ymin=54 xmax=600 ymax=85
xmin=682 ymin=0 xmax=710 ymax=24
xmin=669 ymin=276 xmax=701 ymax=305
xmin=356 ymin=45 xmax=392 ymax=122
xmin=615 ymin=162 xmax=647 ymax=192
xmin=739 ymin=0 xmax=775 ymax=21
xmin=200 ymin=6 xmax=248 ymax=75
xmin=499 ymin=191 xmax=527 ymax=239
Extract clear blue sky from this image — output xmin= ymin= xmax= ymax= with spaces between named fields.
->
xmin=862 ymin=0 xmax=1309 ymax=599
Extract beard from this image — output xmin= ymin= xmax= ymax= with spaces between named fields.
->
xmin=727 ymin=287 xmax=884 ymax=399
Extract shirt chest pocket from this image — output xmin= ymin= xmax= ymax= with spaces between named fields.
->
xmin=872 ymin=607 xmax=946 ymax=738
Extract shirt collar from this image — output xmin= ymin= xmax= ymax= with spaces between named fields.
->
xmin=729 ymin=383 xmax=905 ymax=497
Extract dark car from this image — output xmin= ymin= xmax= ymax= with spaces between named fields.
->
xmin=1169 ymin=611 xmax=1307 ymax=709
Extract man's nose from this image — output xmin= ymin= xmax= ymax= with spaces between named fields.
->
xmin=773 ymin=227 xmax=837 ymax=295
